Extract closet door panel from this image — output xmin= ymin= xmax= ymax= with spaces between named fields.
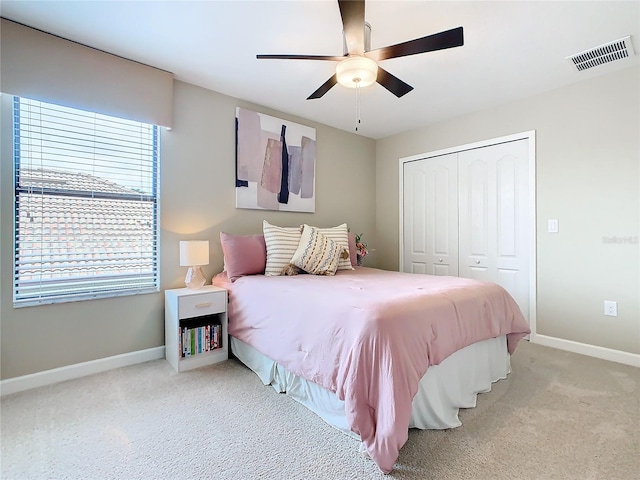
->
xmin=459 ymin=157 xmax=493 ymax=273
xmin=403 ymin=155 xmax=458 ymax=275
xmin=458 ymin=140 xmax=530 ymax=320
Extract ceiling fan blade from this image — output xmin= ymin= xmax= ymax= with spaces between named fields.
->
xmin=338 ymin=0 xmax=365 ymax=54
xmin=307 ymin=74 xmax=338 ymax=100
xmin=367 ymin=26 xmax=464 ymax=62
xmin=376 ymin=67 xmax=414 ymax=98
xmin=257 ymin=54 xmax=346 ymax=61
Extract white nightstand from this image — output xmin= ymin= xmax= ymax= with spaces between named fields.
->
xmin=164 ymin=285 xmax=228 ymax=372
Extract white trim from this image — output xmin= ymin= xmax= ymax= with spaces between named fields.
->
xmin=399 ymin=131 xmax=536 ymax=163
xmin=527 ymin=131 xmax=537 ymax=337
xmin=532 ymin=334 xmax=640 ymax=368
xmin=398 ymin=158 xmax=405 ymax=272
xmin=0 ymin=346 xmax=165 ymax=397
xmin=398 ymin=131 xmax=537 ymax=335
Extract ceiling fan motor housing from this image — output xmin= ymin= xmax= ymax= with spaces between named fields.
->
xmin=343 ymin=22 xmax=372 ymax=55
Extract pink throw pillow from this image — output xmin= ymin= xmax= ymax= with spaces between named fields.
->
xmin=348 ymin=231 xmax=358 ymax=267
xmin=220 ymin=232 xmax=267 ymax=282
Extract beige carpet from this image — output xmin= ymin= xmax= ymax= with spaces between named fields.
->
xmin=1 ymin=341 xmax=638 ymax=480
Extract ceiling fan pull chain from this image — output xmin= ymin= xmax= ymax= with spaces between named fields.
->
xmin=357 ymin=83 xmax=359 ymax=132
xmin=356 ymin=83 xmax=362 ymax=127
xmin=355 ymin=81 xmax=362 ymax=132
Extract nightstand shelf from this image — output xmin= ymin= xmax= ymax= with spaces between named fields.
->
xmin=165 ymin=285 xmax=228 ymax=372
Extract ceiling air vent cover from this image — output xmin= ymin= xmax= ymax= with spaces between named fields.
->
xmin=566 ymin=36 xmax=635 ymax=71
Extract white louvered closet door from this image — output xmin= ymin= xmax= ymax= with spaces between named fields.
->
xmin=402 ymin=154 xmax=458 ymax=276
xmin=458 ymin=139 xmax=530 ymax=321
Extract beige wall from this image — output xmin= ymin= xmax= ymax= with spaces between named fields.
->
xmin=0 ymin=81 xmax=376 ymax=380
xmin=2 ymin=64 xmax=636 ymax=381
xmin=375 ymin=65 xmax=640 ymax=355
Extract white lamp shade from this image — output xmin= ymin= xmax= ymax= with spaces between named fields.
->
xmin=179 ymin=240 xmax=209 ymax=266
xmin=336 ymin=56 xmax=378 ymax=88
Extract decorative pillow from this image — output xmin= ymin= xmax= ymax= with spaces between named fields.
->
xmin=220 ymin=232 xmax=266 ymax=282
xmin=348 ymin=231 xmax=357 ymax=267
xmin=290 ymin=225 xmax=341 ymax=276
xmin=307 ymin=223 xmax=354 ymax=271
xmin=262 ymin=220 xmax=303 ymax=276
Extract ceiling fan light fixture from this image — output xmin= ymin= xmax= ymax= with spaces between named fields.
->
xmin=336 ymin=56 xmax=378 ymax=88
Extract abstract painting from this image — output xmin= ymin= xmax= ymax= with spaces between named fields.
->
xmin=235 ymin=107 xmax=316 ymax=212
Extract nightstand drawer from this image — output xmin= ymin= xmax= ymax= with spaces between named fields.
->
xmin=178 ymin=291 xmax=225 ymax=319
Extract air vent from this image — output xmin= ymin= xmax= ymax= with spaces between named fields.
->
xmin=566 ymin=36 xmax=635 ymax=71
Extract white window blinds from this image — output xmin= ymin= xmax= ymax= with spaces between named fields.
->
xmin=13 ymin=97 xmax=160 ymax=306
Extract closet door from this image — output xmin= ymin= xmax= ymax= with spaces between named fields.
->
xmin=458 ymin=139 xmax=530 ymax=320
xmin=402 ymin=154 xmax=458 ymax=275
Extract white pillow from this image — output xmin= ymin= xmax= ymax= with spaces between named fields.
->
xmin=290 ymin=225 xmax=341 ymax=276
xmin=305 ymin=223 xmax=353 ymax=271
xmin=263 ymin=220 xmax=302 ymax=276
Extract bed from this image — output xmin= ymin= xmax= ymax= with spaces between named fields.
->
xmin=213 ymin=261 xmax=530 ymax=473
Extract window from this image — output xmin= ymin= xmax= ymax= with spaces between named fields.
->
xmin=13 ymin=97 xmax=160 ymax=306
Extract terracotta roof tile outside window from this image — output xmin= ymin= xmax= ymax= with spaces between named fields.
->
xmin=13 ymin=97 xmax=159 ymax=306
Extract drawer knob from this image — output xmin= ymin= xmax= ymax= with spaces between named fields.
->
xmin=195 ymin=302 xmax=212 ymax=308
xmin=475 ymin=260 xmax=480 ymax=264
xmin=438 ymin=258 xmax=443 ymax=262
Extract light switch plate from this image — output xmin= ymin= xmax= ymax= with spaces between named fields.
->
xmin=548 ymin=219 xmax=559 ymax=233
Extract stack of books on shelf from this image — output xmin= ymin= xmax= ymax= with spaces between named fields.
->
xmin=180 ymin=323 xmax=222 ymax=357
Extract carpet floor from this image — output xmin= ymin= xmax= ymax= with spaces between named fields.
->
xmin=1 ymin=340 xmax=638 ymax=479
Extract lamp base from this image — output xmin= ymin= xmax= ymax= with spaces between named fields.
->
xmin=185 ymin=266 xmax=206 ymax=290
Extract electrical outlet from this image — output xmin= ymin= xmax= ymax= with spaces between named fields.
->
xmin=604 ymin=300 xmax=618 ymax=317
xmin=548 ymin=219 xmax=559 ymax=233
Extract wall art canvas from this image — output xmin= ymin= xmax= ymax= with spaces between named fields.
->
xmin=235 ymin=107 xmax=316 ymax=212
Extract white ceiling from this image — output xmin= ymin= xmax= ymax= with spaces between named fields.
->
xmin=2 ymin=1 xmax=639 ymax=139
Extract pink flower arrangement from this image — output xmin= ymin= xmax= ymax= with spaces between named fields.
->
xmin=355 ymin=233 xmax=368 ymax=265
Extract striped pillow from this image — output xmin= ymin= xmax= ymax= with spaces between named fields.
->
xmin=263 ymin=220 xmax=302 ymax=276
xmin=305 ymin=223 xmax=354 ymax=271
xmin=290 ymin=225 xmax=340 ymax=276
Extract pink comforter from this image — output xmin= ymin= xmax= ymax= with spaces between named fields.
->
xmin=214 ymin=267 xmax=530 ymax=473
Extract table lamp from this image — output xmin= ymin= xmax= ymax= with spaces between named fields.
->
xmin=179 ymin=240 xmax=209 ymax=289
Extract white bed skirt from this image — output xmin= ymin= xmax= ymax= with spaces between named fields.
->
xmin=230 ymin=335 xmax=511 ymax=440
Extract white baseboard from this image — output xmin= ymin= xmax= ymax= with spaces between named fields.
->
xmin=0 ymin=346 xmax=166 ymax=397
xmin=3 ymin=336 xmax=636 ymax=396
xmin=531 ymin=334 xmax=640 ymax=367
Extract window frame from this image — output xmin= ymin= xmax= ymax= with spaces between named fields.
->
xmin=12 ymin=96 xmax=161 ymax=307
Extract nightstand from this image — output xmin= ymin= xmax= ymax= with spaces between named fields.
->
xmin=164 ymin=285 xmax=228 ymax=372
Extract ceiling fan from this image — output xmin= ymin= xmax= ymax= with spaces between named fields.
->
xmin=257 ymin=0 xmax=464 ymax=100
